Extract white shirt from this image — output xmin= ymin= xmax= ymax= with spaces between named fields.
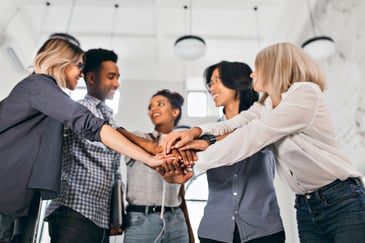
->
xmin=198 ymin=82 xmax=362 ymax=194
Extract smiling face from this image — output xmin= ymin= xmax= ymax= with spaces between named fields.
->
xmin=86 ymin=60 xmax=120 ymax=102
xmin=209 ymin=68 xmax=237 ymax=107
xmin=65 ymin=56 xmax=84 ymax=90
xmin=148 ymin=95 xmax=179 ymax=131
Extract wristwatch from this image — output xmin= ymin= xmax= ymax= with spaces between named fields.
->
xmin=199 ymin=134 xmax=216 ymax=145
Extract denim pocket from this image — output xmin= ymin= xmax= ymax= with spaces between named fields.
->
xmin=321 ymin=182 xmax=365 ymax=211
xmin=125 ymin=212 xmax=146 ymax=227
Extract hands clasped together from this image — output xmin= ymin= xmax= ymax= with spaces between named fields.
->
xmin=155 ymin=127 xmax=210 ymax=184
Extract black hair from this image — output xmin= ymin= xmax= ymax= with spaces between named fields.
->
xmin=152 ymin=89 xmax=184 ymax=126
xmin=82 ymin=48 xmax=118 ymax=79
xmin=204 ymin=61 xmax=259 ymax=113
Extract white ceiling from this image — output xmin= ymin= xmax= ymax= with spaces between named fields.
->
xmin=1 ymin=0 xmax=315 ymax=82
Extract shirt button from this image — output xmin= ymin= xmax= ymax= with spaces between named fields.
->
xmin=233 ymin=192 xmax=237 ymax=196
xmin=234 ymin=210 xmax=238 ymax=214
xmin=232 ymin=216 xmax=235 ymax=220
xmin=234 ymin=174 xmax=237 ymax=177
xmin=305 ymin=194 xmax=311 ymax=199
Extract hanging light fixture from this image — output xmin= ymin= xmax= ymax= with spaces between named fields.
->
xmin=253 ymin=6 xmax=261 ymax=51
xmin=65 ymin=0 xmax=76 ymax=33
xmin=301 ymin=0 xmax=335 ymax=60
xmin=174 ymin=2 xmax=206 ymax=61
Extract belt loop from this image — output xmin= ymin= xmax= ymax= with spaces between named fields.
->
xmin=354 ymin=177 xmax=364 ymax=187
xmin=145 ymin=206 xmax=149 ymax=215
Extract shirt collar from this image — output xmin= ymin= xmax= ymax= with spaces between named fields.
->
xmin=84 ymin=94 xmax=113 ymax=114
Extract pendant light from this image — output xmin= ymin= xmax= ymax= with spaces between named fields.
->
xmin=66 ymin=0 xmax=76 ymax=33
xmin=174 ymin=2 xmax=206 ymax=61
xmin=301 ymin=0 xmax=335 ymax=60
xmin=109 ymin=3 xmax=119 ymax=48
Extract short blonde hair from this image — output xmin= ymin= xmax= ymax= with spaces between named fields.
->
xmin=33 ymin=37 xmax=83 ymax=88
xmin=255 ymin=42 xmax=326 ymax=104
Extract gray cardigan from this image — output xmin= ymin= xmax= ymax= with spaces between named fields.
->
xmin=0 ymin=74 xmax=105 ymax=217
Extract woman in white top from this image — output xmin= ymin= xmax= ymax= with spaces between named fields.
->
xmin=159 ymin=42 xmax=365 ymax=243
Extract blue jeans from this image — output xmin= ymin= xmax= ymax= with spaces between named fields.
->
xmin=47 ymin=206 xmax=109 ymax=243
xmin=123 ymin=208 xmax=189 ymax=243
xmin=295 ymin=177 xmax=365 ymax=243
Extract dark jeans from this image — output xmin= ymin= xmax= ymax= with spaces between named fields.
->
xmin=199 ymin=225 xmax=285 ymax=243
xmin=295 ymin=177 xmax=365 ymax=243
xmin=47 ymin=206 xmax=109 ymax=243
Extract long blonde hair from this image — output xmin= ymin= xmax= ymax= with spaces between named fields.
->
xmin=255 ymin=42 xmax=327 ymax=104
xmin=33 ymin=37 xmax=83 ymax=88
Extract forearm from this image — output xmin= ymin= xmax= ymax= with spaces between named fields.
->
xmin=117 ymin=127 xmax=162 ymax=154
xmin=101 ymin=125 xmax=161 ymax=167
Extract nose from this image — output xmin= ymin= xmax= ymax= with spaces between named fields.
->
xmin=113 ymin=78 xmax=120 ymax=89
xmin=209 ymin=82 xmax=217 ymax=93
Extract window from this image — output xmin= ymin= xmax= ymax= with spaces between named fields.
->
xmin=187 ymin=91 xmax=208 ymax=117
xmin=185 ymin=76 xmax=220 ymax=118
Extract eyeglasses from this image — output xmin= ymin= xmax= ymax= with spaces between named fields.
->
xmin=75 ymin=62 xmax=85 ymax=70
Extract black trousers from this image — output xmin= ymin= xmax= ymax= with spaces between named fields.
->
xmin=47 ymin=206 xmax=109 ymax=243
xmin=199 ymin=224 xmax=285 ymax=243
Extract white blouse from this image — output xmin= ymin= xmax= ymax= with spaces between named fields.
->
xmin=198 ymin=82 xmax=362 ymax=194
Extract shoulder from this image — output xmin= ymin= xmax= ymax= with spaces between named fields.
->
xmin=28 ymin=74 xmax=57 ymax=85
xmin=17 ymin=74 xmax=55 ymax=87
xmin=289 ymin=82 xmax=321 ymax=94
xmin=15 ymin=74 xmax=60 ymax=96
xmin=77 ymin=96 xmax=100 ymax=113
xmin=283 ymin=82 xmax=322 ymax=102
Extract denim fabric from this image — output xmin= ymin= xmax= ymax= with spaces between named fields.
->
xmin=295 ymin=178 xmax=365 ymax=243
xmin=47 ymin=207 xmax=108 ymax=243
xmin=123 ymin=208 xmax=188 ymax=243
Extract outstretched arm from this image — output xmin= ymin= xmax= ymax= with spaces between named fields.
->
xmin=117 ymin=127 xmax=162 ymax=154
xmin=100 ymin=125 xmax=163 ymax=167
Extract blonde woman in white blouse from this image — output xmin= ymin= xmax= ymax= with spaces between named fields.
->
xmin=160 ymin=42 xmax=365 ymax=243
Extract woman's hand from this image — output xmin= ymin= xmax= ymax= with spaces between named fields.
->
xmin=159 ymin=127 xmax=202 ymax=154
xmin=178 ymin=139 xmax=210 ymax=152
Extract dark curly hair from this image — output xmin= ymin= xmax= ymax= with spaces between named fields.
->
xmin=151 ymin=89 xmax=184 ymax=126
